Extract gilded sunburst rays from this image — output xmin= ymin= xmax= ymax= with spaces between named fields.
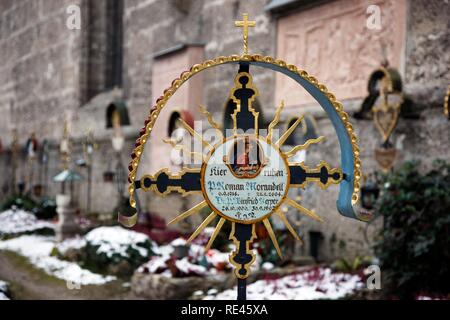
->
xmin=167 ymin=200 xmax=208 ymax=225
xmin=176 ymin=118 xmax=212 ymax=149
xmin=266 ymin=100 xmax=284 ymax=142
xmin=205 ymin=217 xmax=226 ymax=251
xmin=162 ymin=138 xmax=204 ymax=161
xmin=198 ymin=104 xmax=223 ymax=140
xmin=283 ymin=136 xmax=325 ymax=158
xmin=186 ymin=211 xmax=217 ymax=243
xmin=262 ymin=218 xmax=282 ymax=257
xmin=285 ymin=197 xmax=323 ymax=222
xmin=275 ymin=115 xmax=303 ymax=147
xmin=275 ymin=209 xmax=302 ymax=242
xmin=163 ymin=101 xmax=329 ymax=256
xmin=167 ymin=200 xmax=226 ymax=252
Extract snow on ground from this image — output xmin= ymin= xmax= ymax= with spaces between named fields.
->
xmin=0 ymin=280 xmax=8 ymax=292
xmin=0 ymin=235 xmax=115 ymax=285
xmin=85 ymin=226 xmax=151 ymax=258
xmin=188 ymin=240 xmax=232 ymax=270
xmin=54 ymin=226 xmax=153 ymax=260
xmin=0 ymin=209 xmax=54 ymax=236
xmin=138 ymin=237 xmax=234 ymax=277
xmin=175 ymin=257 xmax=208 ymax=275
xmin=204 ymin=267 xmax=364 ymax=300
xmin=55 ymin=236 xmax=87 ymax=255
xmin=261 ymin=262 xmax=275 ymax=271
xmin=0 ymin=280 xmax=9 ymax=300
xmin=416 ymin=296 xmax=447 ymax=300
xmin=0 ymin=226 xmax=157 ymax=285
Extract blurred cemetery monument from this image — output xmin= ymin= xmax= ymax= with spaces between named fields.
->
xmin=53 ymin=120 xmax=84 ymax=241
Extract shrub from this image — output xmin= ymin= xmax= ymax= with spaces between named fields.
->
xmin=53 ymin=227 xmax=154 ymax=277
xmin=83 ymin=226 xmax=154 ymax=277
xmin=32 ymin=198 xmax=57 ymax=220
xmin=374 ymin=160 xmax=450 ymax=298
xmin=0 ymin=194 xmax=37 ymax=212
xmin=333 ymin=256 xmax=373 ymax=273
xmin=0 ymin=195 xmax=57 ymax=220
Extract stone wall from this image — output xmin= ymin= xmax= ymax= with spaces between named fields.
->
xmin=0 ymin=0 xmax=85 ymax=141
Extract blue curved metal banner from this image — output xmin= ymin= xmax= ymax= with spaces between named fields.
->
xmin=227 ymin=61 xmax=360 ymax=221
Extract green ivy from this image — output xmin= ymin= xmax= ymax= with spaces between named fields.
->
xmin=0 ymin=194 xmax=37 ymax=212
xmin=374 ymin=160 xmax=450 ymax=298
xmin=82 ymin=239 xmax=154 ymax=277
xmin=0 ymin=194 xmax=57 ymax=220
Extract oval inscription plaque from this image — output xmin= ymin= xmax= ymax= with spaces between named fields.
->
xmin=201 ymin=136 xmax=289 ymax=223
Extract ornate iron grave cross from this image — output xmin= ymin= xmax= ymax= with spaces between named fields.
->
xmin=121 ymin=13 xmax=365 ymax=300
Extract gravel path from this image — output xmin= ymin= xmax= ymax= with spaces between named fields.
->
xmin=0 ymin=251 xmax=138 ymax=300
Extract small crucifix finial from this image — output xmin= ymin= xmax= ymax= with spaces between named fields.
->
xmin=235 ymin=13 xmax=256 ymax=55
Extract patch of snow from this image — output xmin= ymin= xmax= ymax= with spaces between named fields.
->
xmin=0 ymin=280 xmax=9 ymax=300
xmin=55 ymin=236 xmax=87 ymax=254
xmin=160 ymin=269 xmax=172 ymax=278
xmin=204 ymin=267 xmax=363 ymax=300
xmin=139 ymin=255 xmax=169 ymax=274
xmin=137 ymin=237 xmax=234 ymax=277
xmin=0 ymin=209 xmax=54 ymax=236
xmin=187 ymin=241 xmax=233 ymax=270
xmin=0 ymin=235 xmax=115 ymax=285
xmin=416 ymin=296 xmax=445 ymax=300
xmin=262 ymin=262 xmax=275 ymax=271
xmin=208 ymin=268 xmax=218 ymax=275
xmin=207 ymin=288 xmax=218 ymax=295
xmin=251 ymin=252 xmax=262 ymax=272
xmin=39 ymin=256 xmax=116 ymax=285
xmin=0 ymin=280 xmax=8 ymax=292
xmin=205 ymin=249 xmax=231 ymax=270
xmin=0 ymin=235 xmax=54 ymax=257
xmin=85 ymin=226 xmax=149 ymax=245
xmin=85 ymin=226 xmax=151 ymax=258
xmin=151 ymin=243 xmax=174 ymax=257
xmin=170 ymin=238 xmax=187 ymax=246
xmin=203 ymin=227 xmax=214 ymax=236
xmin=193 ymin=290 xmax=203 ymax=296
xmin=188 ymin=243 xmax=205 ymax=258
xmin=175 ymin=257 xmax=207 ymax=276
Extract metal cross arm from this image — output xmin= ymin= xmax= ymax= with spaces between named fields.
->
xmin=120 ymin=168 xmax=201 ymax=227
xmin=135 ymin=168 xmax=202 ymax=196
xmin=289 ymin=161 xmax=343 ymax=189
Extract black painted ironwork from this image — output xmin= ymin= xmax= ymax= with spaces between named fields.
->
xmin=135 ymin=171 xmax=201 ymax=194
xmin=130 ymin=62 xmax=344 ymax=300
xmin=289 ymin=163 xmax=342 ymax=186
xmin=229 ymin=62 xmax=260 ymax=300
